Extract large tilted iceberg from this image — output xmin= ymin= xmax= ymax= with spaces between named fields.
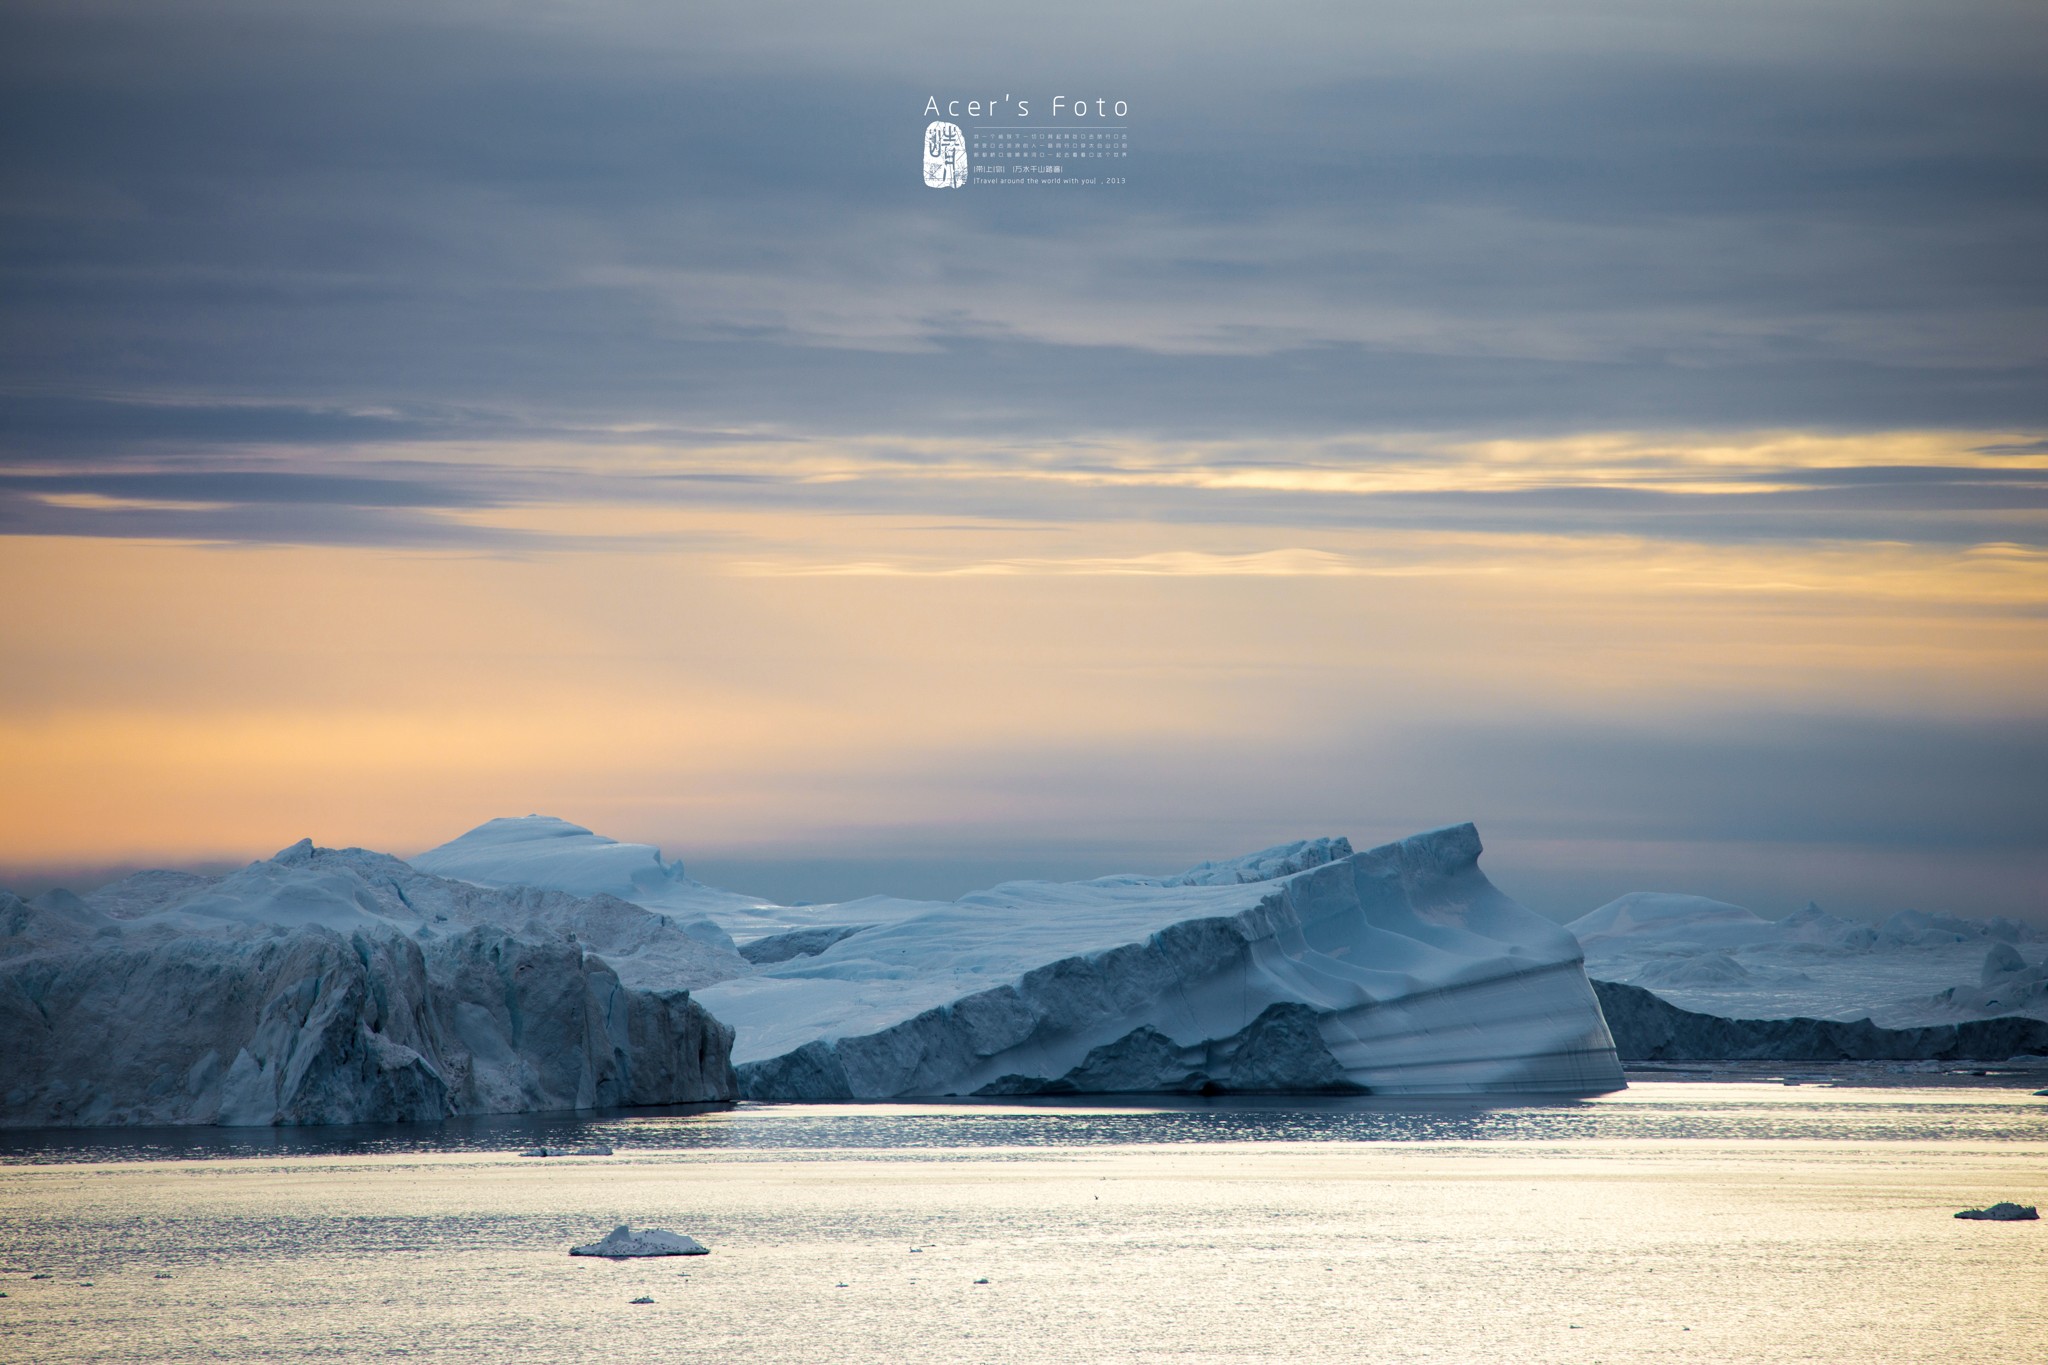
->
xmin=0 ymin=840 xmax=738 ymax=1127
xmin=679 ymin=823 xmax=1625 ymax=1099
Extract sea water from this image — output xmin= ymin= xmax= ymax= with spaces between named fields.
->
xmin=1 ymin=1083 xmax=2043 ymax=1363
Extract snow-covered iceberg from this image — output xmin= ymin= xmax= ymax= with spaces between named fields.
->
xmin=413 ymin=815 xmax=946 ymax=944
xmin=569 ymin=1225 xmax=709 ymax=1256
xmin=412 ymin=816 xmax=776 ymax=924
xmin=1570 ymin=893 xmax=2048 ymax=1029
xmin=6 ymin=816 xmax=1627 ymax=1121
xmin=0 ymin=841 xmax=738 ymax=1127
xmin=690 ymin=823 xmax=1624 ymax=1099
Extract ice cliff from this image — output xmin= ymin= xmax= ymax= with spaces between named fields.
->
xmin=7 ymin=817 xmax=1628 ymax=1121
xmin=0 ymin=842 xmax=738 ymax=1127
xmin=415 ymin=816 xmax=1622 ymax=1098
xmin=1593 ymin=980 xmax=2048 ymax=1063
xmin=689 ymin=824 xmax=1624 ymax=1099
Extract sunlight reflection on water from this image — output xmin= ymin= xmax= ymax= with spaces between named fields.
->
xmin=1 ymin=1085 xmax=2043 ymax=1364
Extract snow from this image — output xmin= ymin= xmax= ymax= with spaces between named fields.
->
xmin=1569 ymin=894 xmax=2048 ymax=1028
xmin=693 ymin=823 xmax=1623 ymax=1098
xmin=66 ymin=837 xmax=748 ymax=992
xmin=0 ymin=844 xmax=739 ymax=1127
xmin=1152 ymin=837 xmax=1353 ymax=887
xmin=383 ymin=816 xmax=1625 ymax=1098
xmin=569 ymin=1225 xmax=709 ymax=1257
xmin=4 ymin=815 xmax=1628 ymax=1123
xmin=413 ymin=816 xmax=947 ymax=945
xmin=413 ymin=816 xmax=777 ymax=927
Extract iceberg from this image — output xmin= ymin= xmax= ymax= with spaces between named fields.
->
xmin=416 ymin=816 xmax=1622 ymax=1097
xmin=414 ymin=815 xmax=947 ymax=944
xmin=0 ymin=842 xmax=738 ymax=1127
xmin=691 ymin=823 xmax=1624 ymax=1099
xmin=1592 ymin=980 xmax=2048 ymax=1063
xmin=53 ymin=835 xmax=748 ymax=991
xmin=1569 ymin=894 xmax=2048 ymax=1030
xmin=1954 ymin=1203 xmax=2038 ymax=1221
xmin=520 ymin=1144 xmax=615 ymax=1157
xmin=412 ymin=816 xmax=804 ymax=936
xmin=6 ymin=816 xmax=1628 ymax=1121
xmin=570 ymin=1225 xmax=709 ymax=1257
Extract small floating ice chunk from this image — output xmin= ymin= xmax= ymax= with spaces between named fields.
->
xmin=570 ymin=1225 xmax=710 ymax=1257
xmin=1955 ymin=1202 xmax=2039 ymax=1221
xmin=522 ymin=1143 xmax=612 ymax=1157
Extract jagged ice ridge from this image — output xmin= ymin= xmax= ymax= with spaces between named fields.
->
xmin=0 ymin=840 xmax=737 ymax=1127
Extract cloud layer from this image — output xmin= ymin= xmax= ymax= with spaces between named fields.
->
xmin=2 ymin=0 xmax=2044 ymax=918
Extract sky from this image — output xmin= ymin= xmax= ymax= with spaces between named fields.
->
xmin=2 ymin=0 xmax=2044 ymax=920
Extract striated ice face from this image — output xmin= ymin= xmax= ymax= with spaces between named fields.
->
xmin=0 ymin=842 xmax=743 ymax=1128
xmin=3 ymin=818 xmax=1627 ymax=1127
xmin=694 ymin=823 xmax=1624 ymax=1100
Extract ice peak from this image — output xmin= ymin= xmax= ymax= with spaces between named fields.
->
xmin=457 ymin=815 xmax=609 ymax=846
xmin=413 ymin=814 xmax=690 ymax=898
xmin=1165 ymin=836 xmax=1355 ymax=887
xmin=1566 ymin=892 xmax=1768 ymax=946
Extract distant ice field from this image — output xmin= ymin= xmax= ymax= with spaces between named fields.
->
xmin=1570 ymin=893 xmax=2048 ymax=1028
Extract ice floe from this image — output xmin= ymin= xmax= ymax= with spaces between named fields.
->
xmin=570 ymin=1225 xmax=709 ymax=1257
xmin=1955 ymin=1203 xmax=2038 ymax=1221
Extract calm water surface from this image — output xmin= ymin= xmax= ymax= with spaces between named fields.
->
xmin=2 ymin=1084 xmax=2043 ymax=1363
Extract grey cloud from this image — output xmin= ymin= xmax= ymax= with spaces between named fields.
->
xmin=2 ymin=0 xmax=2044 ymax=453
xmin=8 ymin=445 xmax=2046 ymax=550
xmin=1399 ymin=714 xmax=2048 ymax=854
xmin=674 ymin=708 xmax=2048 ymax=919
xmin=0 ymin=469 xmax=496 ymax=507
xmin=0 ymin=491 xmax=528 ymax=550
